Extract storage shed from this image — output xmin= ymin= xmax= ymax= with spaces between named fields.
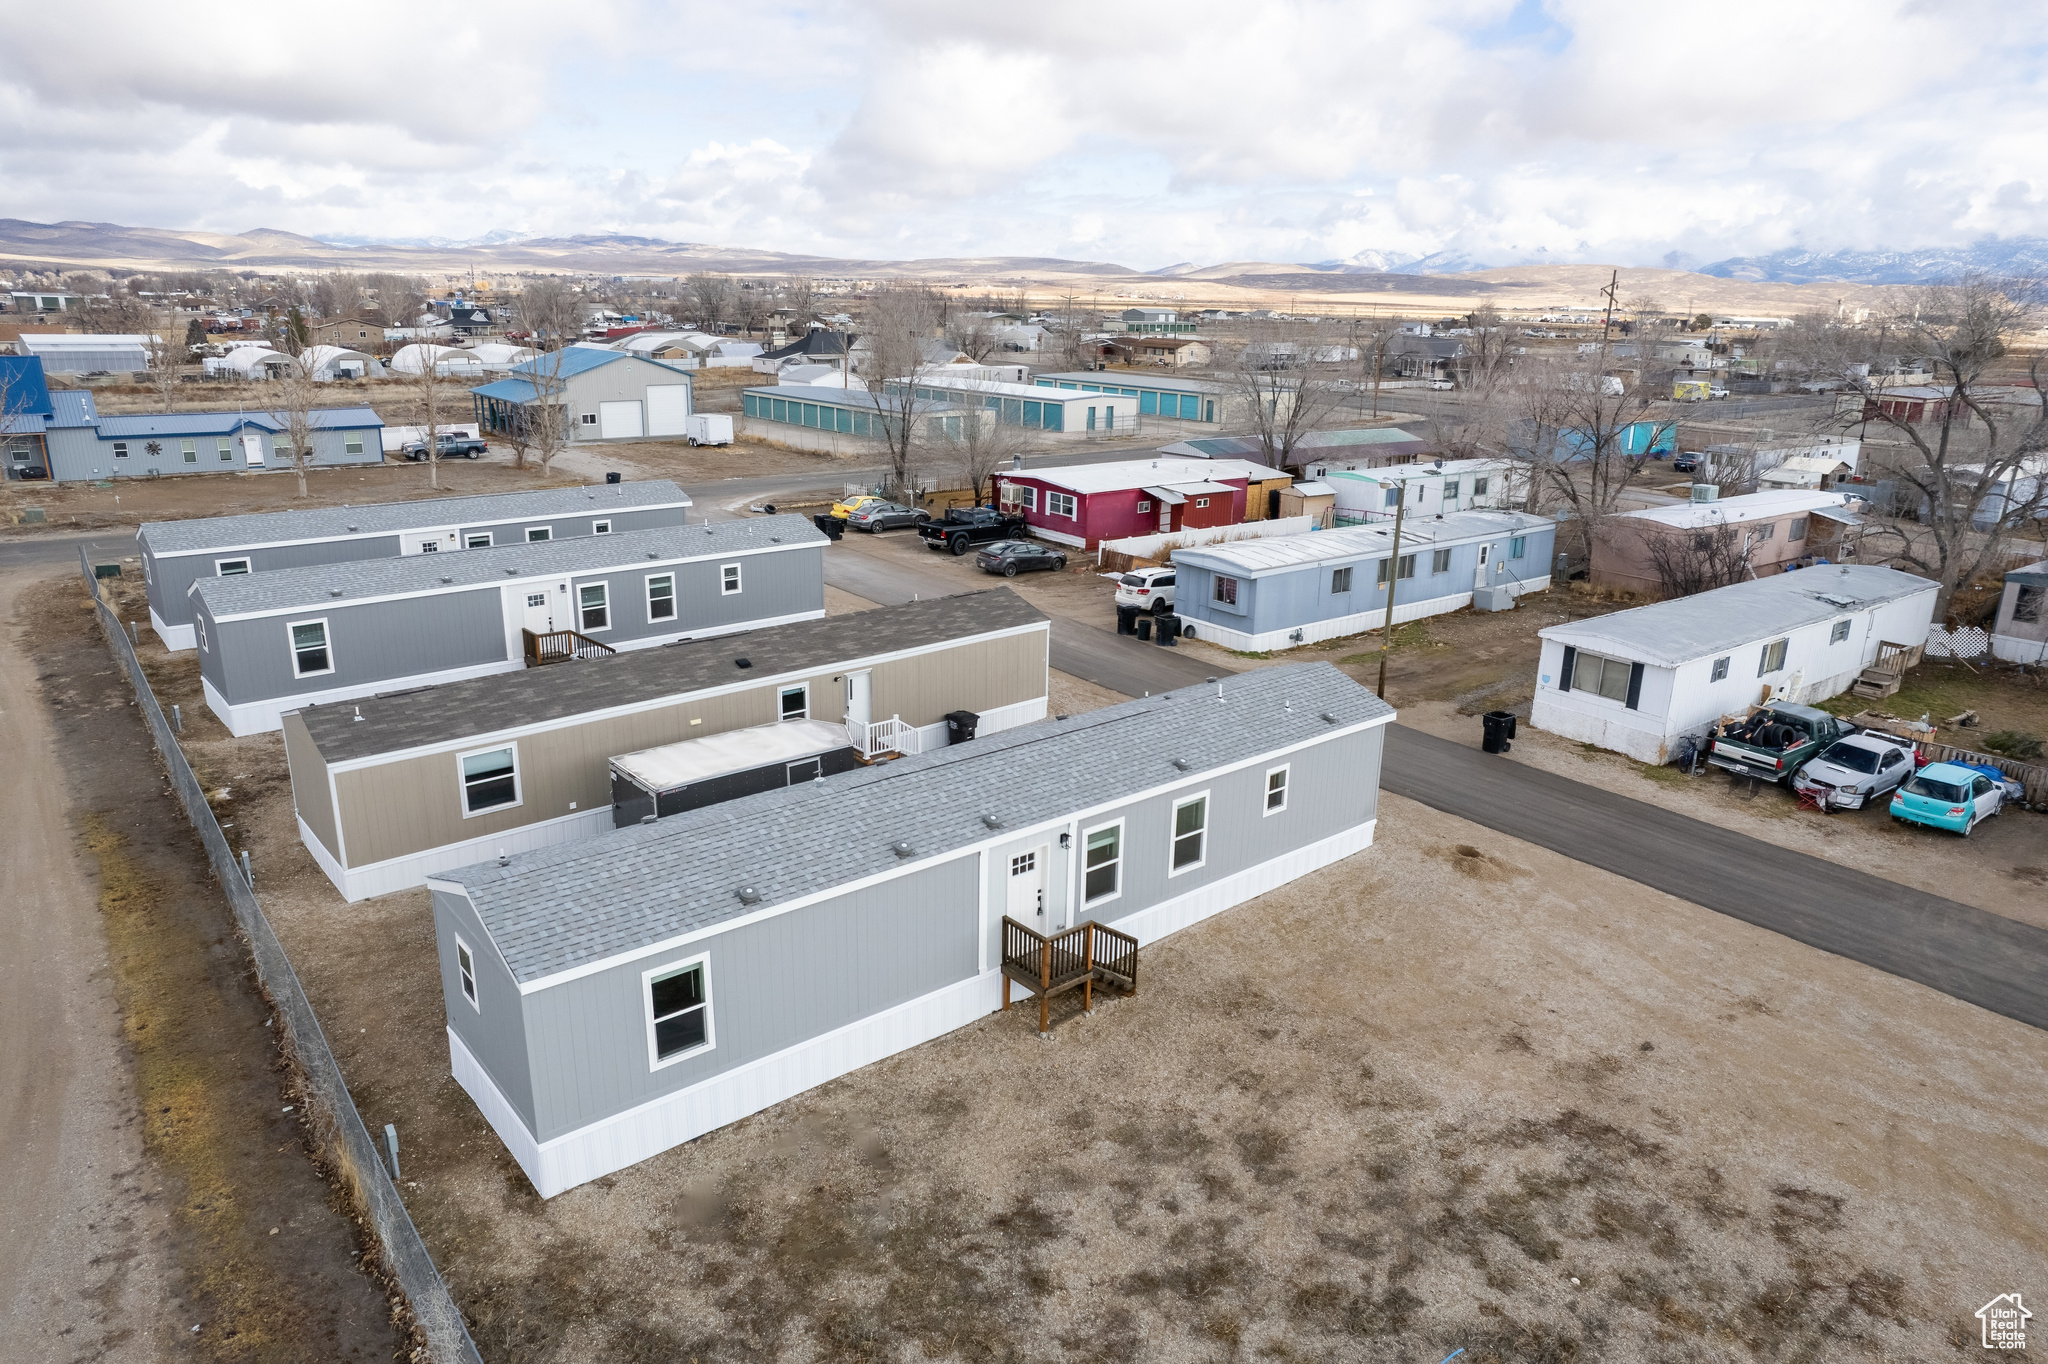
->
xmin=194 ymin=515 xmax=826 ymax=736
xmin=428 ymin=661 xmax=1394 ymax=1197
xmin=1532 ymin=564 xmax=1938 ymax=762
xmin=141 ymin=480 xmax=694 ymax=649
xmin=1991 ymin=560 xmax=2047 ymax=664
xmin=284 ymin=591 xmax=1051 ymax=900
xmin=1171 ymin=511 xmax=1556 ymax=652
xmin=471 ymin=348 xmax=695 ymax=443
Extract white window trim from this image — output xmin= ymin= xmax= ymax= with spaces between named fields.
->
xmin=643 ymin=953 xmax=716 ymax=1072
xmin=1046 ymin=491 xmax=1078 ymax=520
xmin=593 ymin=519 xmax=612 ymax=535
xmin=454 ymin=935 xmax=480 ymax=1011
xmin=720 ymin=563 xmax=742 ymax=595
xmin=457 ymin=741 xmax=523 ymax=819
xmin=215 ymin=557 xmax=251 ymax=576
xmin=1080 ymin=816 xmax=1125 ymax=908
xmin=645 ymin=572 xmax=676 ymax=622
xmin=778 ymin=682 xmax=810 ymax=721
xmin=1169 ymin=790 xmax=1210 ymax=877
xmin=196 ymin=616 xmax=207 ymax=652
xmin=1135 ymin=499 xmax=1152 ymax=513
xmin=287 ymin=616 xmax=334 ymax=679
xmin=466 ymin=532 xmax=493 ymax=548
xmin=525 ymin=526 xmax=553 ymax=543
xmin=577 ymin=580 xmax=612 ymax=633
xmin=1263 ymin=765 xmax=1289 ymax=816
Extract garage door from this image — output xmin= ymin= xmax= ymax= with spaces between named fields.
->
xmin=598 ymin=401 xmax=643 ymax=440
xmin=646 ymin=384 xmax=691 ymax=437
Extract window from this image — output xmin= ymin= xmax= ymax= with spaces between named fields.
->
xmin=1331 ymin=566 xmax=1353 ymax=594
xmin=1016 ymin=486 xmax=1038 ymax=511
xmin=418 ymin=541 xmax=439 ymax=552
xmin=1711 ymin=655 xmax=1730 ymax=682
xmin=578 ymin=582 xmax=610 ymax=631
xmin=1083 ymin=822 xmax=1122 ymax=903
xmin=1750 ymin=522 xmax=1775 ymax=544
xmin=1508 ymin=537 xmax=1526 ymax=560
xmin=454 ymin=937 xmax=479 ymax=1010
xmin=526 ymin=592 xmax=546 ymax=609
xmin=1571 ymin=650 xmax=1633 ymax=703
xmin=113 ymin=441 xmax=129 ymax=459
xmin=525 ymin=526 xmax=551 ymax=543
xmin=1194 ymin=496 xmax=1210 ymax=509
xmin=721 ymin=563 xmax=742 ymax=595
xmin=196 ymin=616 xmax=207 ymax=651
xmin=466 ymin=532 xmax=493 ymax=549
xmin=1788 ymin=517 xmax=1808 ymax=542
xmin=272 ymin=434 xmax=290 ymax=457
xmin=1264 ymin=765 xmax=1289 ymax=814
xmin=593 ymin=519 xmax=612 ymax=535
xmin=2016 ymin=585 xmax=2045 ymax=624
xmin=215 ymin=558 xmax=250 ymax=576
xmin=1378 ymin=554 xmax=1416 ymax=585
xmin=1431 ymin=549 xmax=1452 ymax=574
xmin=1171 ymin=794 xmax=1208 ymax=873
xmin=1444 ymin=481 xmax=1460 ymax=501
xmin=182 ymin=439 xmax=198 ymax=464
xmin=1136 ymin=500 xmax=1152 ymax=514
xmin=1759 ymin=638 xmax=1789 ymax=675
xmin=1384 ymin=488 xmax=1400 ymax=508
xmin=646 ymin=573 xmax=675 ymax=621
xmin=217 ymin=438 xmax=233 ymax=461
xmin=460 ymin=746 xmax=519 ymax=814
xmin=289 ymin=619 xmax=332 ymax=677
xmin=779 ymin=685 xmax=808 ymax=721
xmin=646 ymin=959 xmax=712 ymax=1066
xmin=1046 ymin=491 xmax=1077 ymax=519
xmin=1830 ymin=619 xmax=1851 ymax=644
xmin=1213 ymin=575 xmax=1239 ymax=606
xmin=1473 ymin=477 xmax=1489 ymax=497
xmin=344 ymin=434 xmax=364 ymax=456
xmin=581 ymin=412 xmax=598 ymax=425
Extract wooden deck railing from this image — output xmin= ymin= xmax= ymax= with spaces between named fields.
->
xmin=1000 ymin=917 xmax=1139 ymax=1034
xmin=522 ymin=627 xmax=617 ymax=667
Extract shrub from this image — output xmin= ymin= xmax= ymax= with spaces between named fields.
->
xmin=1982 ymin=731 xmax=2044 ymax=762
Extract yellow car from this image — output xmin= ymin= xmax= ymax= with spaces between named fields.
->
xmin=830 ymin=493 xmax=886 ymax=520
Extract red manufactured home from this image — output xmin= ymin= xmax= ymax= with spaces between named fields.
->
xmin=991 ymin=458 xmax=1282 ymax=549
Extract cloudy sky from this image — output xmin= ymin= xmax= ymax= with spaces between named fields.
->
xmin=4 ymin=0 xmax=2045 ymax=269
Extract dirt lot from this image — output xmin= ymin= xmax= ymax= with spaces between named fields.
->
xmin=89 ymin=547 xmax=2044 ymax=1361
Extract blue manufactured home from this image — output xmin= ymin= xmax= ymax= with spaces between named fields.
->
xmin=1171 ymin=510 xmax=1557 ymax=652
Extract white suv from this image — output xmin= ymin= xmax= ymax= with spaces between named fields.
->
xmin=1115 ymin=567 xmax=1176 ymax=614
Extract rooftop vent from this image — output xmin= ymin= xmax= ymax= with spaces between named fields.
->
xmin=981 ymin=813 xmax=1004 ymax=829
xmin=347 ymin=524 xmax=359 ymax=532
xmin=329 ymin=588 xmax=343 ymax=597
xmin=892 ymin=841 xmax=916 ymax=859
xmin=440 ymin=575 xmax=453 ymax=584
xmin=1321 ymin=711 xmax=1338 ymax=724
xmin=735 ymin=886 xmax=762 ymax=905
xmin=1172 ymin=758 xmax=1191 ymax=770
xmin=504 ymin=567 xmax=519 ymax=575
xmin=734 ymin=657 xmax=752 ymax=669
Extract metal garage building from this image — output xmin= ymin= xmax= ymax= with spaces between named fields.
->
xmin=472 ymin=349 xmax=695 ymax=444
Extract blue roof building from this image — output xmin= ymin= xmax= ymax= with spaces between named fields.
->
xmin=472 ymin=348 xmax=695 ymax=443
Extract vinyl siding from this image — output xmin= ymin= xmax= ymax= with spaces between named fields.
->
xmin=281 ymin=712 xmax=339 ymax=860
xmin=434 ymin=888 xmax=536 ymax=1131
xmin=212 ymin=587 xmax=511 ymax=704
xmin=563 ymin=545 xmax=823 ymax=647
xmin=520 ymin=856 xmax=979 ymax=1140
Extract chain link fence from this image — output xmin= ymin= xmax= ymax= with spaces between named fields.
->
xmin=79 ymin=549 xmax=482 ymax=1364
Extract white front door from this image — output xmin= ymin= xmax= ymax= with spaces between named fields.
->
xmin=1475 ymin=543 xmax=1491 ymax=591
xmin=844 ymin=670 xmax=872 ymax=728
xmin=1005 ymin=846 xmax=1048 ymax=926
xmin=522 ymin=579 xmax=569 ymax=634
xmin=241 ymin=431 xmax=266 ymax=466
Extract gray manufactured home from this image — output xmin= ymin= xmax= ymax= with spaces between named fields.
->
xmin=140 ymin=480 xmax=694 ymax=649
xmin=429 ymin=662 xmax=1393 ymax=1197
xmin=194 ymin=516 xmax=826 ymax=736
xmin=284 ymin=591 xmax=1052 ymax=900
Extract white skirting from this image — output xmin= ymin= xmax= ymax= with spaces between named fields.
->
xmin=150 ymin=607 xmax=197 ymax=652
xmin=1185 ymin=576 xmax=1551 ymax=653
xmin=303 ymin=807 xmax=619 ymax=902
xmin=453 ymin=808 xmax=1376 ymax=1199
xmin=205 ymin=661 xmax=524 ymax=737
xmin=908 ymin=694 xmax=1047 ymax=751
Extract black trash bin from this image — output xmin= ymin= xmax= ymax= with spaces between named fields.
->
xmin=1135 ymin=616 xmax=1153 ymax=641
xmin=1116 ymin=605 xmax=1138 ymax=636
xmin=944 ymin=709 xmax=980 ymax=744
xmin=1156 ymin=614 xmax=1179 ymax=646
xmin=812 ymin=513 xmax=844 ymax=541
xmin=1482 ymin=710 xmax=1515 ymax=754
xmin=606 ymin=471 xmax=622 ymax=485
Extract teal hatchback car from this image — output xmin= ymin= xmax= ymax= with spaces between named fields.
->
xmin=1889 ymin=761 xmax=2005 ymax=835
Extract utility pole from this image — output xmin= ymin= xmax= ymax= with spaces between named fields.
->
xmin=1600 ymin=269 xmax=1620 ymax=342
xmin=1374 ymin=480 xmax=1409 ymax=700
xmin=1370 ymin=307 xmax=1387 ymax=419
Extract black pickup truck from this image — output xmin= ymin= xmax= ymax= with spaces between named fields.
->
xmin=918 ymin=506 xmax=1028 ymax=556
xmin=401 ymin=433 xmax=490 ymax=461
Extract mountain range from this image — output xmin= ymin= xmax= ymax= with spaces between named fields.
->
xmin=1294 ymin=239 xmax=2048 ymax=284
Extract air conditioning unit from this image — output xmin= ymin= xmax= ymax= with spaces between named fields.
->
xmin=1690 ymin=484 xmax=1720 ymax=503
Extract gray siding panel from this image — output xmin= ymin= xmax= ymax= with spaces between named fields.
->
xmin=522 ymin=855 xmax=978 ymax=1140
xmin=433 ymin=889 xmax=536 ymax=1131
xmin=215 ymin=589 xmax=509 ymax=703
xmin=572 ymin=545 xmax=824 ymax=645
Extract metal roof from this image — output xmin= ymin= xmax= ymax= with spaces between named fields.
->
xmin=2005 ymin=559 xmax=2048 ymax=588
xmin=1033 ymin=371 xmax=1224 ymax=394
xmin=49 ymin=391 xmax=96 ymax=427
xmin=1618 ymin=489 xmax=1849 ymax=530
xmin=613 ymin=718 xmax=850 ymax=792
xmin=193 ymin=514 xmax=824 ymax=618
xmin=93 ymin=406 xmax=382 ymax=440
xmin=1161 ymin=428 xmax=1428 ymax=460
xmin=1175 ymin=510 xmax=1551 ymax=574
xmin=439 ymin=661 xmax=1394 ymax=986
xmin=140 ymin=479 xmax=691 ymax=555
xmin=297 ymin=589 xmax=1049 ymax=762
xmin=1001 ymin=457 xmax=1276 ymax=496
xmin=1539 ymin=564 xmax=1938 ymax=667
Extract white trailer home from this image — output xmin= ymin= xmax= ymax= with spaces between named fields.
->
xmin=1532 ymin=565 xmax=1938 ymax=763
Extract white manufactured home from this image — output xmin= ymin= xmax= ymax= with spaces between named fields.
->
xmin=429 ymin=662 xmax=1393 ymax=1197
xmin=1532 ymin=564 xmax=1938 ymax=763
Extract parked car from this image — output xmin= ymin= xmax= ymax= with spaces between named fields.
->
xmin=1709 ymin=385 xmax=1730 ymax=399
xmin=976 ymin=541 xmax=1066 ymax=576
xmin=845 ymin=501 xmax=929 ymax=533
xmin=1890 ymin=762 xmax=2004 ymax=835
xmin=919 ymin=506 xmax=1027 ymax=556
xmin=402 ymin=433 xmax=488 ymax=461
xmin=1708 ymin=703 xmax=1851 ymax=785
xmin=1791 ymin=733 xmax=1915 ymax=810
xmin=1116 ymin=567 xmax=1177 ymax=614
xmin=829 ymin=493 xmax=886 ymax=520
xmin=1672 ymin=453 xmax=1701 ymax=473
xmin=1426 ymin=379 xmax=1455 ymax=391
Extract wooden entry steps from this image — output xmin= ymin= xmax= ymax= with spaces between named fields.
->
xmin=1850 ymin=639 xmax=1922 ymax=699
xmin=522 ymin=627 xmax=616 ymax=667
xmin=1000 ymin=917 xmax=1138 ymax=1035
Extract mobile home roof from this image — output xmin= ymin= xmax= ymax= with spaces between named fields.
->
xmin=1176 ymin=510 xmax=1550 ymax=574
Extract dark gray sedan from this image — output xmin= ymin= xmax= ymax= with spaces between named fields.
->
xmin=846 ymin=501 xmax=931 ymax=532
xmin=975 ymin=540 xmax=1067 ymax=577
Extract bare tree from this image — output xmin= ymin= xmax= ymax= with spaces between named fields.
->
xmin=1459 ymin=301 xmax=1519 ymax=397
xmin=778 ymin=276 xmax=818 ymax=332
xmin=139 ymin=311 xmax=183 ymax=412
xmin=688 ymin=272 xmax=733 ymax=332
xmin=510 ymin=277 xmax=582 ymax=475
xmin=267 ymin=351 xmax=324 ymax=498
xmin=945 ymin=310 xmax=1004 ymax=363
xmin=312 ymin=272 xmax=367 ymax=322
xmin=860 ymin=283 xmax=947 ymax=495
xmin=1636 ymin=519 xmax=1751 ymax=599
xmin=1045 ymin=292 xmax=1102 ymax=370
xmin=411 ymin=343 xmax=449 ymax=490
xmin=943 ymin=402 xmax=1034 ymax=502
xmin=733 ymin=281 xmax=770 ymax=337
xmin=1215 ymin=318 xmax=1357 ymax=473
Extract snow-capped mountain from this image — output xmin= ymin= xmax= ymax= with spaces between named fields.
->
xmin=316 ymin=229 xmax=535 ymax=250
xmin=1698 ymin=238 xmax=2048 ymax=284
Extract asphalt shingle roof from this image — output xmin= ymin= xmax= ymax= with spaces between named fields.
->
xmin=93 ymin=407 xmax=382 ymax=439
xmin=193 ymin=514 xmax=823 ymax=618
xmin=299 ymin=588 xmax=1049 ymax=762
xmin=442 ymin=661 xmax=1394 ymax=985
xmin=140 ymin=480 xmax=691 ymax=555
